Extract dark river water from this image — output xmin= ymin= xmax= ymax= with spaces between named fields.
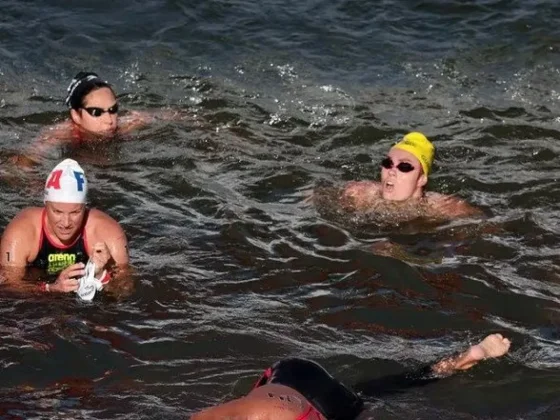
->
xmin=0 ymin=0 xmax=559 ymax=418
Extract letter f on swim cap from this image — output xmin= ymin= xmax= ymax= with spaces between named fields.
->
xmin=44 ymin=159 xmax=88 ymax=203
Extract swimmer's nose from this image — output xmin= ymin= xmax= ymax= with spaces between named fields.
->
xmin=61 ymin=214 xmax=71 ymax=226
xmin=99 ymin=110 xmax=115 ymax=123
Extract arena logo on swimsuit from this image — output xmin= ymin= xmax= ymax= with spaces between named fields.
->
xmin=47 ymin=253 xmax=77 ymax=275
xmin=45 ymin=169 xmax=85 ymax=191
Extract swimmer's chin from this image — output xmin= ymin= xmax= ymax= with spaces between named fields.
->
xmin=82 ymin=127 xmax=119 ymax=139
xmin=98 ymin=127 xmax=118 ymax=136
xmin=381 ymin=190 xmax=407 ymax=201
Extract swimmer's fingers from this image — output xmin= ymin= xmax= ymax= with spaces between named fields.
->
xmin=52 ymin=263 xmax=85 ymax=292
xmin=59 ymin=263 xmax=86 ymax=280
xmin=479 ymin=333 xmax=511 ymax=358
xmin=91 ymin=242 xmax=111 ymax=275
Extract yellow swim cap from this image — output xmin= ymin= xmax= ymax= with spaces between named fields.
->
xmin=392 ymin=132 xmax=435 ymax=175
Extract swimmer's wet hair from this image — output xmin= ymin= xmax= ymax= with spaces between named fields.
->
xmin=65 ymin=71 xmax=114 ymax=110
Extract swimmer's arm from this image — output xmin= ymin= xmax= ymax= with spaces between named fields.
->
xmin=99 ymin=228 xmax=133 ymax=299
xmin=107 ymin=236 xmax=133 ymax=298
xmin=117 ymin=111 xmax=153 ymax=133
xmin=118 ymin=109 xmax=198 ymax=134
xmin=87 ymin=210 xmax=133 ymax=299
xmin=11 ymin=122 xmax=72 ymax=169
xmin=89 ymin=209 xmax=129 ymax=267
xmin=447 ymin=199 xmax=484 ymax=218
xmin=430 ymin=333 xmax=511 ymax=375
xmin=428 ymin=193 xmax=484 ymax=219
xmin=0 ymin=211 xmax=37 ymax=291
xmin=106 ymin=233 xmax=130 ymax=267
xmin=354 ymin=334 xmax=511 ymax=397
xmin=191 ymin=396 xmax=298 ymax=420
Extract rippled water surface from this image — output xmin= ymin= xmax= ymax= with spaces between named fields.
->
xmin=0 ymin=0 xmax=559 ymax=418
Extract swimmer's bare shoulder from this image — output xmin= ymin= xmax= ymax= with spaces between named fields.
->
xmin=35 ymin=120 xmax=76 ymax=149
xmin=425 ymin=192 xmax=484 ymax=219
xmin=85 ymin=209 xmax=129 ymax=265
xmin=0 ymin=207 xmax=42 ymax=266
xmin=341 ymin=181 xmax=381 ymax=210
xmin=42 ymin=120 xmax=74 ymax=138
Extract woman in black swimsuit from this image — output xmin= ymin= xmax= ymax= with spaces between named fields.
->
xmin=192 ymin=333 xmax=511 ymax=420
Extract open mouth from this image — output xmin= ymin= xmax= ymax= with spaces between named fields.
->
xmin=384 ymin=181 xmax=395 ymax=192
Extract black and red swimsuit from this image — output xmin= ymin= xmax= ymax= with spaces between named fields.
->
xmin=253 ymin=358 xmax=364 ymax=420
xmin=30 ymin=210 xmax=89 ymax=275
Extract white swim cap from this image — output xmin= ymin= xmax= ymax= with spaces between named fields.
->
xmin=44 ymin=159 xmax=88 ymax=203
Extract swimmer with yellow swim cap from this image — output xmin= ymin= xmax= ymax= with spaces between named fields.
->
xmin=342 ymin=132 xmax=481 ymax=219
xmin=380 ymin=132 xmax=434 ymax=201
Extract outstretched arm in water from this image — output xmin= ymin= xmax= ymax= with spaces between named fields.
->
xmin=190 ymin=334 xmax=510 ymax=420
xmin=354 ymin=333 xmax=511 ymax=397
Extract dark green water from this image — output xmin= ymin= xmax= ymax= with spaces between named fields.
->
xmin=0 ymin=0 xmax=559 ymax=418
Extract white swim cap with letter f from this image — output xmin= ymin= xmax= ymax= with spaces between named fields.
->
xmin=44 ymin=159 xmax=88 ymax=204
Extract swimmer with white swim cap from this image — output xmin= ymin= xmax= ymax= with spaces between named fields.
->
xmin=0 ymin=159 xmax=129 ymax=295
xmin=340 ymin=132 xmax=482 ymax=220
xmin=192 ymin=334 xmax=511 ymax=419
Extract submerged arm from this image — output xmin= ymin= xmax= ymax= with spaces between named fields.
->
xmin=101 ymin=262 xmax=135 ymax=300
xmin=0 ymin=210 xmax=35 ymax=292
xmin=11 ymin=121 xmax=72 ymax=169
xmin=118 ymin=109 xmax=197 ymax=134
xmin=428 ymin=193 xmax=485 ymax=219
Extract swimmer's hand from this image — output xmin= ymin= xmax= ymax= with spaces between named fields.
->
xmin=51 ymin=263 xmax=85 ymax=293
xmin=432 ymin=333 xmax=511 ymax=376
xmin=91 ymin=242 xmax=111 ymax=277
xmin=469 ymin=333 xmax=511 ymax=361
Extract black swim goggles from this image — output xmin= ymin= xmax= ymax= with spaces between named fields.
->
xmin=380 ymin=157 xmax=415 ymax=173
xmin=82 ymin=103 xmax=119 ymax=117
